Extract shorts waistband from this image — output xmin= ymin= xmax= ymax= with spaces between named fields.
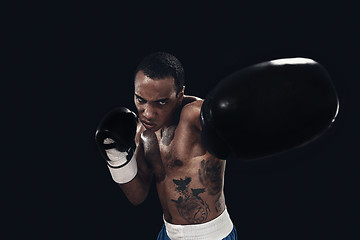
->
xmin=163 ymin=208 xmax=233 ymax=240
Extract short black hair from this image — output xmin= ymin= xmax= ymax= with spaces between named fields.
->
xmin=135 ymin=52 xmax=185 ymax=94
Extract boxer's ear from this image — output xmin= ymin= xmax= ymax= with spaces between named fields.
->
xmin=176 ymin=86 xmax=185 ymax=105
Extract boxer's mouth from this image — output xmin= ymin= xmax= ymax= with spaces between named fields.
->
xmin=141 ymin=120 xmax=156 ymax=130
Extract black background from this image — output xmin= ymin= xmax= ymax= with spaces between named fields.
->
xmin=5 ymin=1 xmax=359 ymax=239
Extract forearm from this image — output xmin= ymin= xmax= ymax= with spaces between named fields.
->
xmin=118 ymin=172 xmax=152 ymax=205
xmin=118 ymin=144 xmax=153 ymax=205
xmin=95 ymin=107 xmax=154 ymax=205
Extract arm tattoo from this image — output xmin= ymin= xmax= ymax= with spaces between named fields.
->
xmin=171 ymin=177 xmax=210 ymax=223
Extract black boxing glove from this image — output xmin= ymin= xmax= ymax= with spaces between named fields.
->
xmin=200 ymin=58 xmax=339 ymax=160
xmin=95 ymin=107 xmax=138 ymax=183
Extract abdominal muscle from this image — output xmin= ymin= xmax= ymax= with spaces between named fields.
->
xmin=155 ymin=154 xmax=226 ymax=225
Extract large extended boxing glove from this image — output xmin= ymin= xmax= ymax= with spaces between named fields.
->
xmin=200 ymin=58 xmax=339 ymax=160
xmin=95 ymin=107 xmax=138 ymax=183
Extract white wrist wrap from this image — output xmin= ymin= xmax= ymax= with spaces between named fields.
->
xmin=106 ymin=152 xmax=138 ymax=184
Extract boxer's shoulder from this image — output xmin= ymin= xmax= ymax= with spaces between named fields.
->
xmin=179 ymin=96 xmax=203 ymax=126
xmin=181 ymin=95 xmax=203 ymax=107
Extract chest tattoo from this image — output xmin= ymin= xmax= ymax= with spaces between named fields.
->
xmin=171 ymin=176 xmax=210 ymax=224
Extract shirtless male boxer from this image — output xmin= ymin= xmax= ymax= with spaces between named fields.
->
xmin=95 ymin=52 xmax=339 ymax=239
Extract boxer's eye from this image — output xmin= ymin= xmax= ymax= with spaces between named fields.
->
xmin=135 ymin=94 xmax=146 ymax=104
xmin=156 ymin=99 xmax=169 ymax=106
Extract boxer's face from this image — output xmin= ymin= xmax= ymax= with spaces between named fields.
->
xmin=134 ymin=70 xmax=183 ymax=132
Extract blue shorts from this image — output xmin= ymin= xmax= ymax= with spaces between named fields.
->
xmin=157 ymin=224 xmax=238 ymax=240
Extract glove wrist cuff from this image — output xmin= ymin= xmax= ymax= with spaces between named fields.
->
xmin=107 ymin=154 xmax=137 ymax=184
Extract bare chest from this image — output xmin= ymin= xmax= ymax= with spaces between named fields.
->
xmin=157 ymin=125 xmax=205 ymax=171
xmin=142 ymin=124 xmax=206 ymax=183
xmin=158 ymin=126 xmax=185 ymax=170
